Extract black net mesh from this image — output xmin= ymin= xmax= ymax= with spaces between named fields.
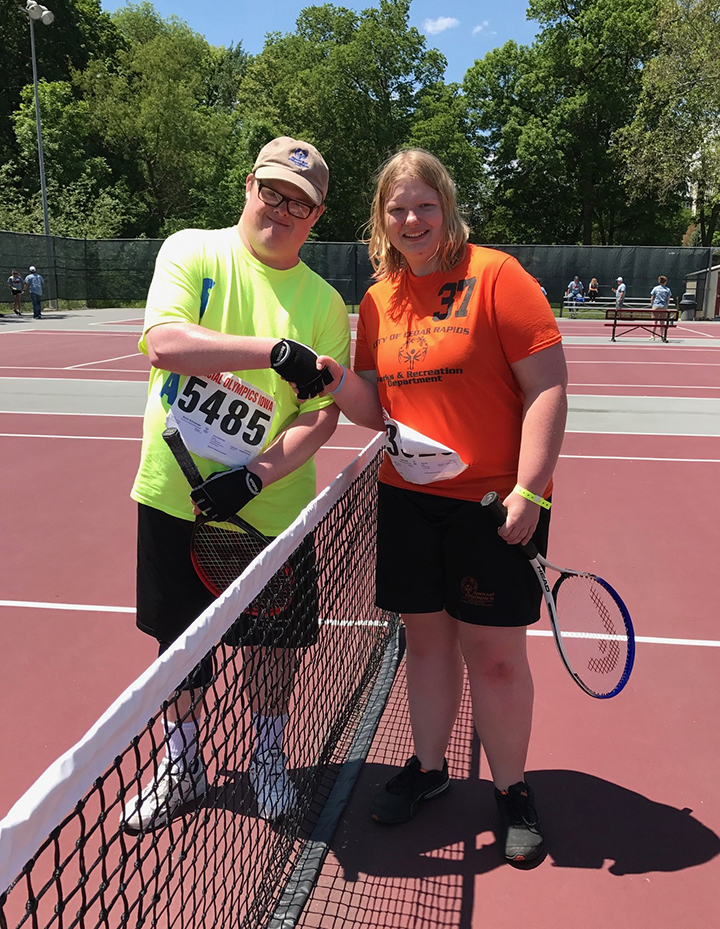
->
xmin=0 ymin=438 xmax=400 ymax=929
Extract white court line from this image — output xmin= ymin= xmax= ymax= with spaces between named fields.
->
xmin=565 ymin=429 xmax=720 ymax=437
xmin=571 ymin=383 xmax=719 ymax=390
xmin=564 ymin=343 xmax=720 ymax=351
xmin=560 ymin=454 xmax=720 ymax=463
xmin=571 ymin=392 xmax=720 ymax=401
xmin=567 ymin=360 xmax=720 ymax=366
xmin=1 ymin=434 xmax=718 ymax=461
xmin=0 ymin=435 xmax=367 ymax=446
xmin=676 ymin=326 xmax=717 ymax=339
xmin=2 ymin=414 xmax=716 ymax=439
xmin=1 ymin=599 xmax=717 ymax=648
xmin=0 ymin=410 xmax=142 ymax=417
xmin=0 ymin=366 xmax=145 ymax=374
xmin=0 ymin=433 xmax=141 ymax=441
xmin=527 ymin=629 xmax=719 ymax=647
xmin=66 ymin=352 xmax=144 ymax=369
xmin=0 ymin=328 xmax=139 ymax=335
xmin=0 ymin=600 xmax=133 ymax=613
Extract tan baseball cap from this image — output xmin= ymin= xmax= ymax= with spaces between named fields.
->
xmin=252 ymin=137 xmax=329 ymax=205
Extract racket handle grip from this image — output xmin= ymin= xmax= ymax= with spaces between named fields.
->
xmin=163 ymin=427 xmax=205 ymax=488
xmin=480 ymin=491 xmax=540 ymax=560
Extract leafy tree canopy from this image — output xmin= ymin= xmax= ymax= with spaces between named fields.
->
xmin=620 ymin=0 xmax=720 ymax=245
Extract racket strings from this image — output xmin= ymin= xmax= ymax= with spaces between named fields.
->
xmin=552 ymin=574 xmax=630 ymax=692
xmin=587 ymin=586 xmax=620 ymax=674
xmin=192 ymin=521 xmax=293 ymax=614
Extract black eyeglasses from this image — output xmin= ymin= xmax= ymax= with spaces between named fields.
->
xmin=256 ymin=182 xmax=317 ymax=219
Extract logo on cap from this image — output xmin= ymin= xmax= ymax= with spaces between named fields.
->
xmin=288 ymin=148 xmax=310 ymax=170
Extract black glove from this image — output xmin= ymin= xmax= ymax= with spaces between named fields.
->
xmin=190 ymin=467 xmax=262 ymax=521
xmin=270 ymin=339 xmax=334 ymax=400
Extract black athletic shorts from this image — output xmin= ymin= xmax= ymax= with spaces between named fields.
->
xmin=375 ymin=482 xmax=551 ymax=627
xmin=137 ymin=505 xmax=319 ymax=685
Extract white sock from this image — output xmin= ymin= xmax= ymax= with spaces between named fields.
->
xmin=164 ymin=720 xmax=198 ymax=768
xmin=252 ymin=713 xmax=288 ymax=757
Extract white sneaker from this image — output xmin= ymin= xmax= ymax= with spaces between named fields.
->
xmin=121 ymin=755 xmax=207 ymax=832
xmin=248 ymin=750 xmax=297 ymax=821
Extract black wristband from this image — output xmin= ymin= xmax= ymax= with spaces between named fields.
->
xmin=271 ymin=339 xmax=334 ymax=399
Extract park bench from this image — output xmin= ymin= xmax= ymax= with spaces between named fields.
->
xmin=604 ymin=307 xmax=678 ymax=342
xmin=561 ymin=294 xmax=649 ymax=317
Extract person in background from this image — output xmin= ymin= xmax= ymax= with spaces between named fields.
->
xmin=122 ymin=136 xmax=350 ymax=833
xmin=649 ymin=274 xmax=673 ymax=341
xmin=565 ymin=276 xmax=584 ymax=319
xmin=24 ymin=266 xmax=44 ymax=319
xmin=288 ymin=149 xmax=568 ymax=864
xmin=613 ymin=277 xmax=627 ymax=308
xmin=587 ymin=278 xmax=599 ymax=303
xmin=7 ymin=270 xmax=24 ymax=316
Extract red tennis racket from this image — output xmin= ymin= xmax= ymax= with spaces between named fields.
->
xmin=162 ymin=427 xmax=293 ymax=615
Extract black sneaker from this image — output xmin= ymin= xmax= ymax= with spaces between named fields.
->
xmin=494 ymin=781 xmax=544 ymax=862
xmin=370 ymin=755 xmax=449 ymax=824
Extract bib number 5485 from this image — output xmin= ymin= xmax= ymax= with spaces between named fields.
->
xmin=177 ymin=376 xmax=271 ymax=446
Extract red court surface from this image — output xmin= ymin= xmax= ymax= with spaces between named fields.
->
xmin=1 ymin=317 xmax=719 ymax=927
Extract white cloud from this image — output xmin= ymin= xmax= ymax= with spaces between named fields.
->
xmin=473 ymin=21 xmax=490 ymax=35
xmin=423 ymin=16 xmax=460 ymax=35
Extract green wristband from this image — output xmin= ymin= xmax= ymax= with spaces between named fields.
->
xmin=513 ymin=484 xmax=551 ymax=510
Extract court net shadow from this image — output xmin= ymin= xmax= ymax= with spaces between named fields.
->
xmin=292 ymin=765 xmax=720 ymax=928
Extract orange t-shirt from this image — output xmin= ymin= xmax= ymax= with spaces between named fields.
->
xmin=354 ymin=245 xmax=561 ymax=501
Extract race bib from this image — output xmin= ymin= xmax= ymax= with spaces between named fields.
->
xmin=383 ymin=413 xmax=467 ymax=485
xmin=166 ymin=372 xmax=275 ymax=467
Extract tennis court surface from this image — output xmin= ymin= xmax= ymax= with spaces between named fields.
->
xmin=1 ymin=309 xmax=719 ymax=928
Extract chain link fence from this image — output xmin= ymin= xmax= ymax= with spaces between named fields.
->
xmin=0 ymin=230 xmax=713 ymax=311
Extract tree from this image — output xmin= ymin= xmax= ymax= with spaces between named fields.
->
xmin=621 ymin=0 xmax=720 ymax=246
xmin=463 ymin=0 xmax=686 ymax=245
xmin=0 ymin=80 xmax=140 ymax=237
xmin=234 ymin=0 xmax=474 ymax=241
xmin=79 ymin=6 xmax=237 ymax=235
xmin=0 ymin=0 xmax=123 ymax=165
xmin=407 ymin=81 xmax=487 ymax=234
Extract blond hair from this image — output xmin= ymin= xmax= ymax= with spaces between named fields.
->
xmin=367 ymin=149 xmax=469 ymax=280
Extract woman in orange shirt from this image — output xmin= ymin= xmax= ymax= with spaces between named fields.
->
xmin=291 ymin=150 xmax=568 ymax=863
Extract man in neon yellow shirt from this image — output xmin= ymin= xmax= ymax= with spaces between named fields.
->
xmin=124 ymin=137 xmax=350 ymax=831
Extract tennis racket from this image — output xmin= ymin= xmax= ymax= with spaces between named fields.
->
xmin=481 ymin=491 xmax=635 ymax=698
xmin=162 ymin=427 xmax=293 ymax=615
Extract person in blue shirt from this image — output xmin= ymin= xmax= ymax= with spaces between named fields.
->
xmin=24 ymin=266 xmax=44 ymax=319
xmin=649 ymin=275 xmax=673 ymax=341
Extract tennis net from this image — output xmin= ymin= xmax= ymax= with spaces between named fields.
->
xmin=0 ymin=434 xmax=399 ymax=929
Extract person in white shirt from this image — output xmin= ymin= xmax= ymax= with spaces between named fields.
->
xmin=612 ymin=277 xmax=626 ymax=309
xmin=24 ymin=266 xmax=44 ymax=318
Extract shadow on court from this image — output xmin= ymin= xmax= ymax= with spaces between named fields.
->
xmin=328 ymin=765 xmax=720 ymax=879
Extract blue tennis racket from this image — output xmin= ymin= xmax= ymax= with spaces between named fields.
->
xmin=481 ymin=492 xmax=635 ymax=699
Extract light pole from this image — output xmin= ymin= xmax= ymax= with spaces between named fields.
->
xmin=21 ymin=1 xmax=55 ymax=303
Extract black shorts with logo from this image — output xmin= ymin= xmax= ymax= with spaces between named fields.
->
xmin=137 ymin=504 xmax=319 ymax=687
xmin=376 ymin=482 xmax=550 ymax=627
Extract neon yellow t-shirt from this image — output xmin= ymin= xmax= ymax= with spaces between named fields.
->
xmin=131 ymin=226 xmax=350 ymax=535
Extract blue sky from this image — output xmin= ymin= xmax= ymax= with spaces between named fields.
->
xmin=99 ymin=0 xmax=539 ymax=84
